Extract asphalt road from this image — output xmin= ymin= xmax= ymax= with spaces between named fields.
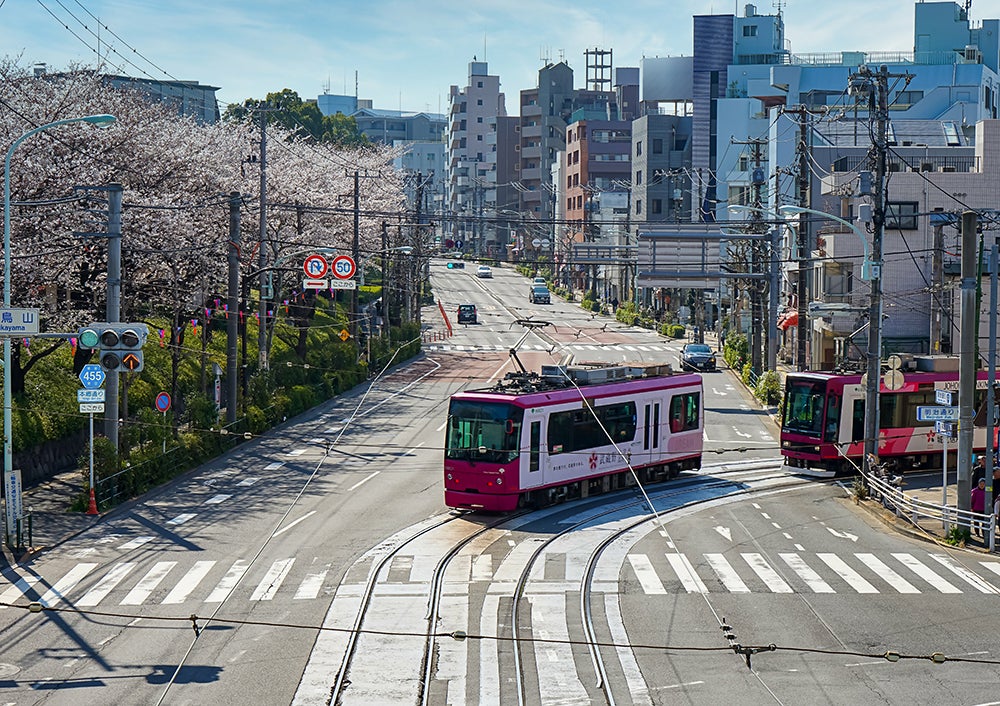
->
xmin=0 ymin=260 xmax=995 ymax=704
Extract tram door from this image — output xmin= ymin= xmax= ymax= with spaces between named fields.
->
xmin=522 ymin=415 xmax=545 ymax=489
xmin=643 ymin=402 xmax=661 ymax=464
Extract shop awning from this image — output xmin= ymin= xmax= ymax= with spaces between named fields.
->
xmin=778 ymin=311 xmax=799 ymax=331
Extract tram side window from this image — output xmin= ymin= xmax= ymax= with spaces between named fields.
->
xmin=669 ymin=393 xmax=700 ymax=433
xmin=852 ymin=400 xmax=864 ymax=442
xmin=548 ymin=402 xmax=636 ymax=454
xmin=824 ymin=394 xmax=840 ymax=442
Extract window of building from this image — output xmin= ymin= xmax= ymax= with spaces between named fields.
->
xmin=943 ymin=121 xmax=962 ymax=146
xmin=635 ymin=198 xmax=642 ymax=214
xmin=635 ymin=170 xmax=642 ymax=185
xmin=674 ymin=136 xmax=687 ymax=151
xmin=885 ymin=202 xmax=919 ymax=230
xmin=477 ymin=134 xmax=483 ymax=141
xmin=652 ymin=138 xmax=663 ymax=154
xmin=743 ymin=24 xmax=758 ymax=37
xmin=477 ymin=117 xmax=483 ymax=123
xmin=477 ymin=99 xmax=483 ymax=106
xmin=636 ymin=141 xmax=642 ymax=156
xmin=652 ymin=199 xmax=662 ymax=214
xmin=477 ymin=81 xmax=483 ymax=88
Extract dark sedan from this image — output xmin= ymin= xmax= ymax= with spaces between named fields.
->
xmin=679 ymin=343 xmax=716 ymax=371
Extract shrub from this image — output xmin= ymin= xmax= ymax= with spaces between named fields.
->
xmin=724 ymin=333 xmax=748 ymax=371
xmin=616 ymin=302 xmax=639 ymax=326
xmin=662 ymin=323 xmax=685 ymax=338
xmin=755 ymin=370 xmax=782 ymax=405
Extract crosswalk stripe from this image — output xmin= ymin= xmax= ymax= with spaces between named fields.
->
xmin=742 ymin=553 xmax=793 ymax=593
xmin=0 ymin=576 xmax=38 ymax=605
xmin=817 ymin=553 xmax=878 ymax=593
xmin=206 ymin=560 xmax=250 ymax=603
xmin=251 ymin=559 xmax=295 ymax=601
xmin=978 ymin=562 xmax=1000 ymax=581
xmin=294 ymin=570 xmax=328 ymax=600
xmin=472 ymin=555 xmax=493 ymax=582
xmin=704 ymin=553 xmax=750 ymax=593
xmin=780 ymin=553 xmax=834 ymax=593
xmin=78 ymin=562 xmax=136 ymax=606
xmin=666 ymin=553 xmax=708 ymax=593
xmin=121 ymin=561 xmax=176 ymax=605
xmin=37 ymin=564 xmax=97 ymax=607
xmin=162 ymin=561 xmax=216 ymax=604
xmin=892 ymin=553 xmax=961 ymax=593
xmin=627 ymin=555 xmax=666 ymax=594
xmin=928 ymin=554 xmax=999 ymax=594
xmin=855 ymin=553 xmax=919 ymax=594
xmin=119 ymin=536 xmax=154 ymax=551
xmin=167 ymin=513 xmax=196 ymax=526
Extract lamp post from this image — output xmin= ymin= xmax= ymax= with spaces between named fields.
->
xmin=4 ymin=114 xmax=115 ymax=544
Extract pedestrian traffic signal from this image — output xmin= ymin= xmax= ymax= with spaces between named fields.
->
xmin=78 ymin=322 xmax=148 ymax=372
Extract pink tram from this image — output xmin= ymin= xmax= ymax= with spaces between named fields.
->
xmin=444 ymin=363 xmax=704 ymax=512
xmin=781 ymin=365 xmax=996 ymax=478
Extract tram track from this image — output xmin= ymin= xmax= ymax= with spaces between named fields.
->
xmin=308 ymin=458 xmax=796 ymax=705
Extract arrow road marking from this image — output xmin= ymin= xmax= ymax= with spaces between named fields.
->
xmin=826 ymin=527 xmax=859 ymax=542
xmin=714 ymin=526 xmax=732 ymax=541
xmin=733 ymin=426 xmax=752 ymax=439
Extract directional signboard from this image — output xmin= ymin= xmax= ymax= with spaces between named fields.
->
xmin=79 ymin=363 xmax=106 ymax=390
xmin=916 ymin=405 xmax=960 ymax=421
xmin=77 ymin=389 xmax=106 ymax=403
xmin=0 ymin=308 xmax=39 ymax=336
xmin=935 ymin=390 xmax=953 ymax=406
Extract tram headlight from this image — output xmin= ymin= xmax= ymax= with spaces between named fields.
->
xmin=496 ymin=478 xmax=503 ymax=485
xmin=447 ymin=473 xmax=453 ymax=481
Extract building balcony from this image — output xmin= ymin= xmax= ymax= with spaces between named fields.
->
xmin=521 ymin=146 xmax=541 ymax=160
xmin=521 ymin=167 xmax=541 ymax=182
xmin=521 ymin=103 xmax=542 ymax=118
xmin=522 ymin=125 xmax=541 ymax=139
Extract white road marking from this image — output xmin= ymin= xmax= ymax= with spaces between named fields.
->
xmin=204 ymin=494 xmax=231 ymax=505
xmin=780 ymin=553 xmax=834 ymax=593
xmin=118 ymin=536 xmax=154 ymax=551
xmin=38 ymin=564 xmax=97 ymax=607
xmin=713 ymin=526 xmax=732 ymax=541
xmin=0 ymin=575 xmax=38 ymax=605
xmin=627 ymin=555 xmax=666 ymax=594
xmin=237 ymin=477 xmax=259 ymax=487
xmin=162 ymin=561 xmax=216 ymax=604
xmin=666 ymin=553 xmax=708 ymax=593
xmin=605 ymin=593 xmax=654 ymax=705
xmin=892 ymin=553 xmax=961 ymax=593
xmin=472 ymin=555 xmax=493 ymax=582
xmin=928 ymin=554 xmax=999 ymax=593
xmin=742 ymin=553 xmax=793 ymax=593
xmin=78 ymin=562 xmax=136 ymax=606
xmin=287 ymin=448 xmax=307 ymax=456
xmin=273 ymin=510 xmax=317 ymax=536
xmin=294 ymin=570 xmax=328 ymax=600
xmin=855 ymin=553 xmax=919 ymax=593
xmin=436 ymin=420 xmax=447 ymax=432
xmin=704 ymin=554 xmax=750 ymax=593
xmin=121 ymin=562 xmax=176 ymax=605
xmin=264 ymin=462 xmax=284 ymax=471
xmin=205 ymin=560 xmax=250 ymax=603
xmin=817 ymin=553 xmax=877 ymax=593
xmin=733 ymin=427 xmax=752 ymax=439
xmin=166 ymin=513 xmax=195 ymax=526
xmin=347 ymin=471 xmax=380 ymax=492
xmin=826 ymin=528 xmax=859 ymax=542
xmin=251 ymin=559 xmax=295 ymax=601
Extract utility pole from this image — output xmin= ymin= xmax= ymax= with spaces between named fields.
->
xmin=351 ymin=170 xmax=360 ymax=339
xmin=958 ymin=210 xmax=979 ymax=513
xmin=930 ymin=210 xmax=947 ymax=353
xmin=795 ymin=108 xmax=811 ymax=371
xmin=104 ymin=184 xmax=123 ymax=450
xmin=226 ymin=192 xmax=240 ymax=424
xmin=855 ymin=64 xmax=911 ymax=471
xmin=254 ymin=105 xmax=279 ymax=373
xmin=733 ymin=136 xmax=768 ymax=374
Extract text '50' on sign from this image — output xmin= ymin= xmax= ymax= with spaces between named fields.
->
xmin=331 ymin=255 xmax=356 ymax=280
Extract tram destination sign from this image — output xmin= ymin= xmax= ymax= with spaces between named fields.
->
xmin=916 ymin=405 xmax=960 ymax=421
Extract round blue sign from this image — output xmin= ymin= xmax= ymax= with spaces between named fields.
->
xmin=155 ymin=391 xmax=171 ymax=412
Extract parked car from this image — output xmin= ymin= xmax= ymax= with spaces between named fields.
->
xmin=679 ymin=343 xmax=716 ymax=371
xmin=476 ymin=265 xmax=493 ymax=278
xmin=529 ymin=286 xmax=551 ymax=304
xmin=457 ymin=304 xmax=477 ymax=324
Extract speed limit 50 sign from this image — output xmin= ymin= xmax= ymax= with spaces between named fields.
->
xmin=331 ymin=255 xmax=357 ymax=280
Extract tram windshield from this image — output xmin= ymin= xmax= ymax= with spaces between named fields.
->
xmin=446 ymin=400 xmax=524 ymax=463
xmin=782 ymin=379 xmax=827 ymax=437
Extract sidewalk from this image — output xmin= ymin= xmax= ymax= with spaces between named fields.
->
xmin=2 ymin=469 xmax=101 ymax=563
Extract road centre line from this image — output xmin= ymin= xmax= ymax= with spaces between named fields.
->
xmin=347 ymin=471 xmax=380 ymax=492
xmin=273 ymin=510 xmax=317 ymax=537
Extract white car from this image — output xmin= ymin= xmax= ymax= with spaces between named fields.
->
xmin=532 ymin=277 xmax=546 ymax=287
xmin=476 ymin=265 xmax=493 ymax=278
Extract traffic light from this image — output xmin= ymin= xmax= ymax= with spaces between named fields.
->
xmin=78 ymin=322 xmax=148 ymax=372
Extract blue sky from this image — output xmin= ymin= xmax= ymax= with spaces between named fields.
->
xmin=1 ymin=0 xmax=927 ymax=115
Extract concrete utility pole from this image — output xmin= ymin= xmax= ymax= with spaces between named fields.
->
xmin=930 ymin=210 xmax=947 ymax=353
xmin=958 ymin=211 xmax=979 ymax=512
xmin=987 ymin=235 xmax=998 ymax=501
xmin=226 ymin=192 xmax=240 ymax=424
xmin=105 ymin=184 xmax=123 ymax=450
xmin=857 ymin=65 xmax=912 ymax=470
xmin=351 ymin=170 xmax=360 ymax=339
xmin=256 ymin=107 xmax=274 ymax=373
xmin=795 ymin=108 xmax=811 ymax=371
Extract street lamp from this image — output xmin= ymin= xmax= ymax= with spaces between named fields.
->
xmin=3 ymin=113 xmax=115 ymax=545
xmin=778 ymin=205 xmax=877 ymax=281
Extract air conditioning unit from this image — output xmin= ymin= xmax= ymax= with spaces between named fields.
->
xmin=965 ymin=45 xmax=982 ymax=62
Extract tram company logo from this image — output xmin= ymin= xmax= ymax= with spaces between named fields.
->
xmin=589 ymin=453 xmax=598 ymax=470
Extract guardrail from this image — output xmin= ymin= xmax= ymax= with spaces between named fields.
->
xmin=864 ymin=470 xmax=996 ymax=551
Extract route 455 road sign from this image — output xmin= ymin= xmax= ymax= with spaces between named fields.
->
xmin=78 ymin=363 xmax=106 ymax=390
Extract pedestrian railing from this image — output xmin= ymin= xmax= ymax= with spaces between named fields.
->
xmin=865 ymin=470 xmax=996 ymax=552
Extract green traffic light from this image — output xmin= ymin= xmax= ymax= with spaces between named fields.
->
xmin=79 ymin=328 xmax=100 ymax=349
